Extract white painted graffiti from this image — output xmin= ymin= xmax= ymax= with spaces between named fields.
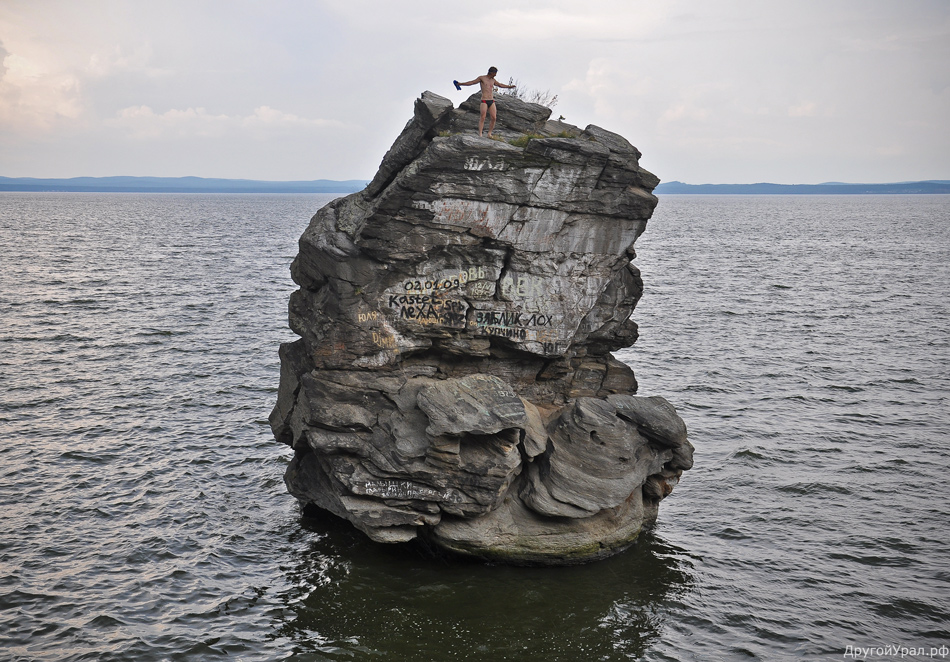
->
xmin=360 ymin=480 xmax=463 ymax=503
xmin=464 ymin=157 xmax=506 ymax=171
xmin=500 ymin=273 xmax=548 ymax=301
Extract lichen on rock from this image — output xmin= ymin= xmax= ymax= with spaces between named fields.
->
xmin=270 ymin=90 xmax=692 ymax=564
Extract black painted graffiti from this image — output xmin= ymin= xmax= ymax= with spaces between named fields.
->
xmin=473 ymin=311 xmax=553 ymax=328
xmin=404 ymin=277 xmax=462 ymax=293
xmin=402 ymin=267 xmax=490 ymax=294
xmin=481 ymin=325 xmax=527 ymax=340
xmin=388 ymin=294 xmax=468 ymax=328
xmin=399 ymin=304 xmax=467 ymax=327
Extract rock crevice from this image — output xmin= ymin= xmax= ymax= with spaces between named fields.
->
xmin=271 ymin=91 xmax=692 ymax=564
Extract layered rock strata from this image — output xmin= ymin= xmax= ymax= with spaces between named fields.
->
xmin=270 ymin=91 xmax=692 ymax=564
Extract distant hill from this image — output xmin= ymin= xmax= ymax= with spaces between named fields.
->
xmin=0 ymin=176 xmax=369 ymax=193
xmin=655 ymin=180 xmax=950 ymax=194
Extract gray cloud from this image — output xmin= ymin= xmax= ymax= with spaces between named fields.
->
xmin=0 ymin=0 xmax=947 ymax=182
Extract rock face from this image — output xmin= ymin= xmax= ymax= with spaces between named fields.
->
xmin=270 ymin=91 xmax=693 ymax=564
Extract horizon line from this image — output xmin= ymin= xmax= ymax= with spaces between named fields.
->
xmin=2 ymin=176 xmax=949 ymax=195
xmin=2 ymin=175 xmax=948 ymax=185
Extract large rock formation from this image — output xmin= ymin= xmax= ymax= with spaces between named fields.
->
xmin=270 ymin=91 xmax=692 ymax=564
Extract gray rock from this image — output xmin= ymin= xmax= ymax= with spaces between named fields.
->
xmin=519 ymin=398 xmax=671 ymax=519
xmin=426 ymin=488 xmax=647 ymax=565
xmin=607 ymin=394 xmax=689 ymax=448
xmin=418 ymin=374 xmax=526 ymax=436
xmin=271 ymin=91 xmax=691 ymax=564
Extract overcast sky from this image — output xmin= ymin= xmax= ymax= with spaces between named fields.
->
xmin=1 ymin=0 xmax=948 ymax=184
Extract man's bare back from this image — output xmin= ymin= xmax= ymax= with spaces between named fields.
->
xmin=456 ymin=66 xmax=516 ymax=137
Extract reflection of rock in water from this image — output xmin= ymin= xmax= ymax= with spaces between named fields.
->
xmin=276 ymin=515 xmax=694 ymax=659
xmin=270 ymin=90 xmax=693 ymax=564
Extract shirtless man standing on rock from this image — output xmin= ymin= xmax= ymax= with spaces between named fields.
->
xmin=455 ymin=67 xmax=516 ymax=138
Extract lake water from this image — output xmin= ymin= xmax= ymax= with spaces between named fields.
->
xmin=1 ymin=193 xmax=948 ymax=661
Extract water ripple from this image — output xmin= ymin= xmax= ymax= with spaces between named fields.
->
xmin=2 ymin=193 xmax=949 ymax=660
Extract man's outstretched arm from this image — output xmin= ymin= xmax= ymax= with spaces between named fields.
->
xmin=457 ymin=78 xmax=480 ymax=86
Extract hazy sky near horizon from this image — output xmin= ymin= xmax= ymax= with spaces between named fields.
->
xmin=1 ymin=0 xmax=948 ymax=184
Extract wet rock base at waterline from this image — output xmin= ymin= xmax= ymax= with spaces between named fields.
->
xmin=270 ymin=90 xmax=693 ymax=565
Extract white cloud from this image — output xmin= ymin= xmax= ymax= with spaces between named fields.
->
xmin=563 ymin=59 xmax=621 ymax=119
xmin=0 ymin=49 xmax=84 ymax=131
xmin=107 ymin=105 xmax=227 ymax=139
xmin=107 ymin=104 xmax=344 ymax=140
xmin=464 ymin=4 xmax=673 ymax=42
xmin=85 ymin=43 xmax=171 ymax=79
xmin=241 ymin=106 xmax=342 ymax=129
xmin=659 ymin=100 xmax=710 ymax=125
xmin=788 ymin=101 xmax=818 ymax=118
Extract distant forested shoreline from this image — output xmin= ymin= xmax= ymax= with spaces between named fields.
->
xmin=654 ymin=180 xmax=950 ymax=194
xmin=0 ymin=176 xmax=368 ymax=193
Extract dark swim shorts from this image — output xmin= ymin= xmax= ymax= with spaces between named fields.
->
xmin=481 ymin=99 xmax=495 ymax=108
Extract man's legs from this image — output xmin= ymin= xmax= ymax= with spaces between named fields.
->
xmin=478 ymin=103 xmax=487 ymax=136
xmin=487 ymin=104 xmax=497 ymax=137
